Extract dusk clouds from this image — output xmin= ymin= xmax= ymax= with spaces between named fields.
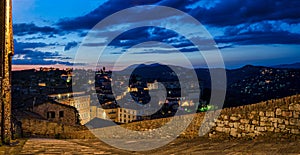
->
xmin=64 ymin=41 xmax=78 ymax=51
xmin=12 ymin=0 xmax=300 ymax=68
xmin=13 ymin=23 xmax=60 ymax=36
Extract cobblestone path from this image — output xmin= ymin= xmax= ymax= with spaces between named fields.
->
xmin=18 ymin=138 xmax=300 ymax=154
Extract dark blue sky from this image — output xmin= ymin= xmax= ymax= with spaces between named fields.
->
xmin=12 ymin=0 xmax=300 ymax=70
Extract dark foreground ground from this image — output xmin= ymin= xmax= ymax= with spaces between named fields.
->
xmin=1 ymin=137 xmax=299 ymax=155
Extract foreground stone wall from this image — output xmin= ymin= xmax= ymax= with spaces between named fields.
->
xmin=121 ymin=94 xmax=300 ymax=139
xmin=19 ymin=94 xmax=300 ymax=140
xmin=208 ymin=94 xmax=300 ymax=138
xmin=20 ymin=118 xmax=95 ymax=139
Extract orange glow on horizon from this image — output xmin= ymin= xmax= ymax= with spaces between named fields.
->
xmin=12 ymin=64 xmax=70 ymax=71
xmin=12 ymin=64 xmax=118 ymax=71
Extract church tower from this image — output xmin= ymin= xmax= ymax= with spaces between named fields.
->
xmin=0 ymin=0 xmax=14 ymax=144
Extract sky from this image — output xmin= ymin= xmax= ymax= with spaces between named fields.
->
xmin=11 ymin=0 xmax=300 ymax=70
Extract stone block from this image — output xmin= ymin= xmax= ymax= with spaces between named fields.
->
xmin=275 ymin=108 xmax=282 ymax=116
xmin=277 ymin=118 xmax=284 ymax=124
xmin=248 ymin=133 xmax=257 ymax=137
xmin=223 ymin=115 xmax=228 ymax=120
xmin=284 ymin=120 xmax=289 ymax=125
xmin=251 ymin=125 xmax=255 ymax=132
xmin=259 ymin=111 xmax=265 ymax=117
xmin=260 ymin=117 xmax=268 ymax=122
xmin=209 ymin=122 xmax=216 ymax=127
xmin=215 ymin=127 xmax=223 ymax=132
xmin=239 ymin=124 xmax=245 ymax=130
xmin=289 ymin=118 xmax=300 ymax=126
xmin=224 ymin=121 xmax=229 ymax=126
xmin=251 ymin=111 xmax=257 ymax=115
xmin=230 ymin=128 xmax=238 ymax=137
xmin=291 ymin=129 xmax=300 ymax=134
xmin=224 ymin=128 xmax=231 ymax=134
xmin=282 ymin=111 xmax=293 ymax=117
xmin=267 ymin=127 xmax=275 ymax=132
xmin=268 ymin=117 xmax=277 ymax=123
xmin=260 ymin=121 xmax=272 ymax=127
xmin=253 ymin=131 xmax=260 ymax=135
xmin=233 ymin=122 xmax=240 ymax=128
xmin=217 ymin=123 xmax=224 ymax=127
xmin=278 ymin=124 xmax=285 ymax=129
xmin=256 ymin=127 xmax=266 ymax=132
xmin=237 ymin=134 xmax=242 ymax=138
xmin=248 ymin=114 xmax=255 ymax=119
xmin=240 ymin=119 xmax=250 ymax=124
xmin=230 ymin=116 xmax=239 ymax=121
xmin=289 ymin=104 xmax=300 ymax=111
xmin=274 ymin=128 xmax=280 ymax=133
xmin=266 ymin=111 xmax=275 ymax=117
xmin=252 ymin=120 xmax=259 ymax=125
xmin=293 ymin=111 xmax=300 ymax=118
xmin=295 ymin=104 xmax=300 ymax=111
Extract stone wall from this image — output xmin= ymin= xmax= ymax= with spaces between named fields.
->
xmin=19 ymin=94 xmax=300 ymax=140
xmin=20 ymin=118 xmax=95 ymax=139
xmin=0 ymin=0 xmax=14 ymax=144
xmin=208 ymin=94 xmax=300 ymax=139
xmin=120 ymin=94 xmax=300 ymax=139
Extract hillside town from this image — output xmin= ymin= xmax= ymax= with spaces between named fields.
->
xmin=10 ymin=64 xmax=300 ymax=128
xmin=11 ymin=66 xmax=201 ymax=126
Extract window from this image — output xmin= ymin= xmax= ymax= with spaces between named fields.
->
xmin=59 ymin=111 xmax=64 ymax=118
xmin=47 ymin=111 xmax=55 ymax=118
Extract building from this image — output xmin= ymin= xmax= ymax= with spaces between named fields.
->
xmin=147 ymin=80 xmax=159 ymax=90
xmin=90 ymin=106 xmax=137 ymax=124
xmin=48 ymin=92 xmax=91 ymax=125
xmin=33 ymin=101 xmax=80 ymax=126
xmin=116 ymin=108 xmax=137 ymax=123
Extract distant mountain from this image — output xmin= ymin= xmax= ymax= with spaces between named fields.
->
xmin=271 ymin=62 xmax=300 ymax=69
xmin=121 ymin=63 xmax=269 ymax=85
xmin=125 ymin=63 xmax=163 ymax=69
xmin=119 ymin=63 xmax=181 ymax=81
xmin=226 ymin=65 xmax=266 ymax=85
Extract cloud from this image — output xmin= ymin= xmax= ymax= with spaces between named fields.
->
xmin=56 ymin=0 xmax=300 ymax=31
xmin=64 ymin=41 xmax=78 ymax=51
xmin=12 ymin=58 xmax=74 ymax=66
xmin=107 ymin=26 xmax=193 ymax=49
xmin=53 ymin=0 xmax=300 ymax=53
xmin=13 ymin=23 xmax=60 ymax=36
xmin=216 ymin=21 xmax=300 ymax=45
xmin=82 ymin=42 xmax=106 ymax=47
xmin=137 ymin=47 xmax=199 ymax=54
xmin=13 ymin=40 xmax=73 ymax=65
xmin=217 ymin=31 xmax=300 ymax=45
xmin=12 ymin=49 xmax=73 ymax=65
xmin=56 ymin=0 xmax=164 ymax=31
xmin=12 ymin=0 xmax=300 ymax=63
xmin=14 ymin=39 xmax=49 ymax=50
xmin=189 ymin=0 xmax=300 ymax=26
xmin=25 ymin=36 xmax=46 ymax=40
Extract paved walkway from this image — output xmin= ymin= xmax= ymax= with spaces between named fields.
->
xmin=17 ymin=138 xmax=300 ymax=154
